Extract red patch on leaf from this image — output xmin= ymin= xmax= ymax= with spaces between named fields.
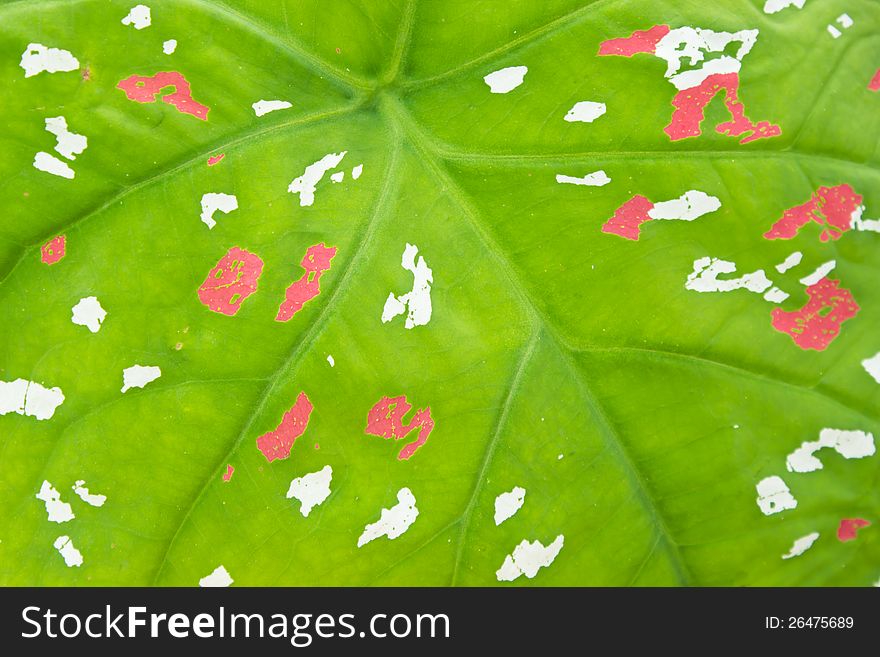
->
xmin=869 ymin=69 xmax=880 ymax=92
xmin=598 ymin=29 xmax=779 ymax=144
xmin=763 ymin=184 xmax=862 ymax=241
xmin=117 ymin=71 xmax=210 ymax=120
xmin=598 ymin=25 xmax=670 ymax=56
xmin=197 ymin=246 xmax=264 ymax=316
xmin=256 ymin=392 xmax=314 ymax=462
xmin=275 ymin=243 xmax=337 ymax=322
xmin=601 ymin=195 xmax=654 ymax=240
xmin=222 ymin=464 xmax=234 ymax=482
xmin=40 ymin=235 xmax=66 ymax=265
xmin=207 ymin=153 xmax=225 ymax=166
xmin=770 ymin=278 xmax=859 ymax=351
xmin=837 ymin=518 xmax=871 ymax=542
xmin=365 ymin=395 xmax=434 ymax=461
xmin=666 ymin=73 xmax=781 ymax=144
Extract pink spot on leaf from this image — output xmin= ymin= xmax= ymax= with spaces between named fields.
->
xmin=599 ymin=28 xmax=779 ymax=144
xmin=869 ymin=69 xmax=880 ymax=92
xmin=41 ymin=235 xmax=66 ymax=265
xmin=256 ymin=392 xmax=314 ymax=462
xmin=763 ymin=184 xmax=862 ymax=241
xmin=197 ymin=246 xmax=264 ymax=316
xmin=601 ymin=195 xmax=654 ymax=240
xmin=117 ymin=72 xmax=210 ymax=120
xmin=207 ymin=153 xmax=225 ymax=166
xmin=837 ymin=518 xmax=870 ymax=542
xmin=770 ymin=278 xmax=859 ymax=351
xmin=222 ymin=464 xmax=234 ymax=482
xmin=275 ymin=243 xmax=337 ymax=322
xmin=365 ymin=395 xmax=434 ymax=461
xmin=667 ymin=73 xmax=781 ymax=144
xmin=598 ymin=25 xmax=670 ymax=56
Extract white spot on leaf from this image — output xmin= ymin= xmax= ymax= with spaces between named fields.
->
xmin=20 ymin=43 xmax=79 ymax=78
xmin=121 ymin=5 xmax=151 ymax=29
xmin=330 ymin=171 xmax=344 ymax=183
xmin=686 ymin=257 xmax=773 ymax=294
xmin=252 ymin=99 xmax=293 ymax=117
xmin=755 ymin=475 xmax=797 ymax=515
xmin=121 ymin=365 xmax=161 ymax=393
xmin=53 ymin=536 xmax=83 ymax=567
xmin=287 ymin=151 xmax=347 ymax=207
xmin=36 ymin=481 xmax=74 ymax=523
xmin=862 ymin=351 xmax=880 ymax=384
xmin=45 ymin=117 xmax=87 ymax=160
xmin=0 ymin=379 xmax=28 ymax=416
xmin=851 ymin=206 xmax=880 ymax=233
xmin=826 ymin=15 xmax=852 ymax=39
xmin=71 ymin=296 xmax=107 ymax=333
xmin=775 ymin=251 xmax=802 ymax=273
xmin=656 ymin=28 xmax=757 ymax=90
xmin=33 ymin=152 xmax=75 ymax=179
xmin=648 ymin=190 xmax=721 ymax=221
xmin=199 ymin=193 xmax=238 ymax=229
xmin=782 ymin=532 xmax=819 ymax=560
xmin=798 ymin=260 xmax=836 ymax=286
xmin=25 ymin=383 xmax=65 ymax=420
xmin=287 ymin=465 xmax=333 ymax=517
xmin=786 ymin=429 xmax=875 ymax=473
xmin=72 ymin=480 xmax=106 ymax=507
xmin=763 ymin=0 xmax=805 ymax=14
xmin=162 ymin=39 xmax=177 ymax=55
xmin=199 ymin=565 xmax=233 ymax=587
xmin=494 ymin=486 xmax=526 ymax=526
xmin=382 ymin=244 xmax=433 ymax=329
xmin=357 ymin=487 xmax=419 ymax=547
xmin=1 ymin=379 xmax=64 ymax=420
xmin=286 ymin=465 xmax=332 ymax=517
xmin=763 ymin=287 xmax=789 ymax=304
xmin=556 ymin=171 xmax=611 ymax=187
xmin=351 ymin=164 xmax=363 ymax=180
xmin=326 ymin=354 xmax=335 ymax=367
xmin=496 ymin=535 xmax=564 ymax=582
xmin=483 ymin=66 xmax=527 ymax=93
xmin=564 ymin=101 xmax=606 ymax=123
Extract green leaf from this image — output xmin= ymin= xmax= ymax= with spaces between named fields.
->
xmin=1 ymin=0 xmax=878 ymax=586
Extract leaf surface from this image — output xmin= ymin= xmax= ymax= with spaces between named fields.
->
xmin=1 ymin=0 xmax=878 ymax=586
